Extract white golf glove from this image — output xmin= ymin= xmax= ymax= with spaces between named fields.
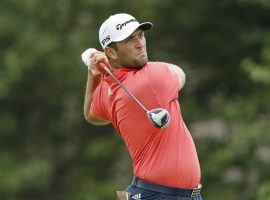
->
xmin=81 ymin=48 xmax=100 ymax=75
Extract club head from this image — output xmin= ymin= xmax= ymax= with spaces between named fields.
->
xmin=147 ymin=108 xmax=170 ymax=128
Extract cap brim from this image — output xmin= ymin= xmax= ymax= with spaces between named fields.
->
xmin=138 ymin=22 xmax=153 ymax=31
xmin=113 ymin=22 xmax=153 ymax=43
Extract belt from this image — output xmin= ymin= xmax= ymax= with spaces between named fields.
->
xmin=131 ymin=177 xmax=202 ymax=197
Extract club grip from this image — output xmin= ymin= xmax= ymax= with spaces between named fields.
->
xmin=97 ymin=61 xmax=112 ymax=75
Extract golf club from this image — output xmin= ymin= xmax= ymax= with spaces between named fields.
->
xmin=99 ymin=62 xmax=170 ymax=128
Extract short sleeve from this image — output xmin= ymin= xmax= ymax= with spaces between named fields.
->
xmin=90 ymin=83 xmax=110 ymax=121
xmin=146 ymin=62 xmax=179 ymax=102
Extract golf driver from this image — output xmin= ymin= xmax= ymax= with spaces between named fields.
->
xmin=99 ymin=62 xmax=170 ymax=128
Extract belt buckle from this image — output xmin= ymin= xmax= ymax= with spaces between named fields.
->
xmin=191 ymin=184 xmax=202 ymax=197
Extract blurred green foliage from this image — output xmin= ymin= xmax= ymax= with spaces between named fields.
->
xmin=0 ymin=0 xmax=269 ymax=199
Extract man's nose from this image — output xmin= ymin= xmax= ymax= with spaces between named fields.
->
xmin=135 ymin=37 xmax=145 ymax=48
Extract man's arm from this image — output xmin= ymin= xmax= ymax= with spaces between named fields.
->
xmin=166 ymin=63 xmax=186 ymax=91
xmin=83 ymin=51 xmax=111 ymax=125
xmin=83 ymin=70 xmax=110 ymax=125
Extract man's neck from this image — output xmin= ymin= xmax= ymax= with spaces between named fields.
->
xmin=109 ymin=60 xmax=120 ymax=70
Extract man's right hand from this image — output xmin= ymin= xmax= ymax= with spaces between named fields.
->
xmin=90 ymin=51 xmax=110 ymax=75
xmin=81 ymin=48 xmax=112 ymax=75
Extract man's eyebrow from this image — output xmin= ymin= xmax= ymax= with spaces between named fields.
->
xmin=123 ymin=30 xmax=143 ymax=42
xmin=124 ymin=35 xmax=134 ymax=42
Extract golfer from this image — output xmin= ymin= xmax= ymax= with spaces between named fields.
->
xmin=82 ymin=13 xmax=202 ymax=200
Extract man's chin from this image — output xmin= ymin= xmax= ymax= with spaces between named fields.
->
xmin=134 ymin=63 xmax=147 ymax=69
xmin=124 ymin=59 xmax=148 ymax=69
xmin=136 ymin=58 xmax=148 ymax=68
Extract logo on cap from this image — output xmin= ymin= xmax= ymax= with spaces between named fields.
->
xmin=116 ymin=19 xmax=137 ymax=30
xmin=102 ymin=35 xmax=110 ymax=45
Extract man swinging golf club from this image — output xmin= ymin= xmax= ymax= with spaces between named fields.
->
xmin=82 ymin=13 xmax=202 ymax=200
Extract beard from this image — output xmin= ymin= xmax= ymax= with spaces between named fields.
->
xmin=122 ymin=54 xmax=148 ymax=69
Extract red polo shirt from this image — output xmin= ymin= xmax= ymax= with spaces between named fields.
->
xmin=91 ymin=62 xmax=201 ymax=188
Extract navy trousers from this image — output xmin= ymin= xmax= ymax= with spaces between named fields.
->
xmin=125 ymin=185 xmax=203 ymax=200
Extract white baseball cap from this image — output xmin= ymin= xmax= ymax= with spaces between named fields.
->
xmin=99 ymin=13 xmax=153 ymax=49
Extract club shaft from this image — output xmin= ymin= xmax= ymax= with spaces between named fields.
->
xmin=103 ymin=66 xmax=149 ymax=113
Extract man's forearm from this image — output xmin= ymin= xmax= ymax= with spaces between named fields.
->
xmin=83 ymin=70 xmax=102 ymax=120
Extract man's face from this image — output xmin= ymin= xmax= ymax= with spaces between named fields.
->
xmin=114 ymin=29 xmax=148 ymax=69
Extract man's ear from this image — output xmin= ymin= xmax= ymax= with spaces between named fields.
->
xmin=104 ymin=47 xmax=117 ymax=60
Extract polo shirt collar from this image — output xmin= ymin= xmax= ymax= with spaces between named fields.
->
xmin=104 ymin=67 xmax=137 ymax=85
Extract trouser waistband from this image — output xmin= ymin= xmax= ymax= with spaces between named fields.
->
xmin=131 ymin=177 xmax=202 ymax=197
